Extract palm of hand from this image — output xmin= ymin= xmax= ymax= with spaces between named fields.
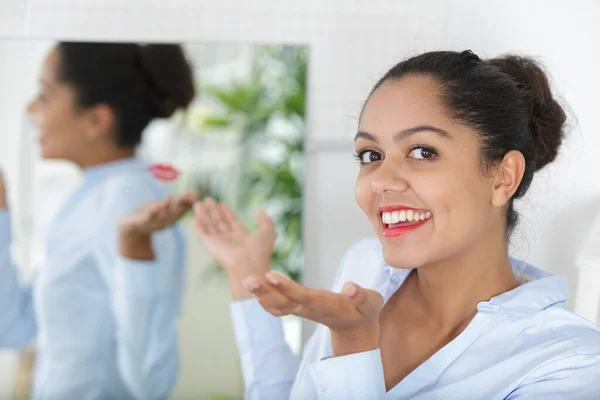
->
xmin=120 ymin=191 xmax=197 ymax=236
xmin=194 ymin=198 xmax=276 ymax=276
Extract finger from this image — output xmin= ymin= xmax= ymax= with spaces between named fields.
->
xmin=147 ymin=198 xmax=170 ymax=219
xmin=179 ymin=190 xmax=198 ymax=205
xmin=193 ymin=200 xmax=215 ymax=235
xmin=219 ymin=203 xmax=246 ymax=233
xmin=146 ymin=200 xmax=171 ymax=230
xmin=262 ymin=305 xmax=287 ymax=317
xmin=243 ymin=275 xmax=302 ymax=315
xmin=265 ymin=271 xmax=312 ymax=306
xmin=203 ymin=197 xmax=230 ymax=233
xmin=170 ymin=192 xmax=195 ymax=218
xmin=242 ymin=275 xmax=298 ymax=310
xmin=157 ymin=198 xmax=189 ymax=228
xmin=257 ymin=209 xmax=275 ymax=232
xmin=342 ymin=282 xmax=384 ymax=317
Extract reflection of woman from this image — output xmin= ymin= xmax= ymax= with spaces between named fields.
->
xmin=190 ymin=51 xmax=600 ymax=399
xmin=0 ymin=42 xmax=195 ymax=400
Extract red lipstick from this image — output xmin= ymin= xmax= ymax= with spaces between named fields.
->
xmin=379 ymin=205 xmax=431 ymax=238
xmin=382 ymin=219 xmax=429 ymax=237
xmin=147 ymin=164 xmax=181 ymax=181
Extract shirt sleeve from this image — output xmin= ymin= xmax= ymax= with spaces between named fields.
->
xmin=229 ymin=238 xmax=386 ymax=400
xmin=230 ymin=298 xmax=300 ymax=400
xmin=506 ymin=352 xmax=600 ymax=399
xmin=0 ymin=208 xmax=37 ymax=348
xmin=96 ymin=180 xmax=185 ymax=400
xmin=307 ymin=349 xmax=386 ymax=400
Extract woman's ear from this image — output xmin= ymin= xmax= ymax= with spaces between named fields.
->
xmin=491 ymin=150 xmax=526 ymax=208
xmin=83 ymin=103 xmax=115 ymax=141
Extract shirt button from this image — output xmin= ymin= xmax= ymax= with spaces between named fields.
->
xmin=317 ymin=386 xmax=324 ymax=395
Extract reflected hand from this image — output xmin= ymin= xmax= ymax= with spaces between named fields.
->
xmin=193 ymin=197 xmax=276 ymax=298
xmin=245 ymin=272 xmax=384 ymax=356
xmin=0 ymin=169 xmax=7 ymax=209
xmin=119 ymin=191 xmax=197 ymax=260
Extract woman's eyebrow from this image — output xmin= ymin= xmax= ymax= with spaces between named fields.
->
xmin=354 ymin=125 xmax=452 ymax=143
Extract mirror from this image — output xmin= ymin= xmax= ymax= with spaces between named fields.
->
xmin=0 ymin=39 xmax=308 ymax=400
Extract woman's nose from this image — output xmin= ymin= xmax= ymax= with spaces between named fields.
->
xmin=370 ymin=159 xmax=409 ymax=195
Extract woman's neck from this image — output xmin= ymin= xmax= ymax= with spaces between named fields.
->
xmin=75 ymin=147 xmax=136 ymax=169
xmin=408 ymin=235 xmax=519 ymax=332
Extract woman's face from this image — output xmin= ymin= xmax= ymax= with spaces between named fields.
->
xmin=355 ymin=75 xmax=500 ymax=269
xmin=27 ymin=48 xmax=91 ymax=161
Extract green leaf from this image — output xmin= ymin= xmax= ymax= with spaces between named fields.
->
xmin=201 ymin=115 xmax=234 ymax=129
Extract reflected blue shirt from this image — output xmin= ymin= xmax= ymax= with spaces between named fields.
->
xmin=0 ymin=158 xmax=186 ymax=400
xmin=230 ymin=238 xmax=600 ymax=399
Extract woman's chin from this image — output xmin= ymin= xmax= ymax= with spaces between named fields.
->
xmin=382 ymin=245 xmax=427 ymax=270
xmin=39 ymin=148 xmax=61 ymax=160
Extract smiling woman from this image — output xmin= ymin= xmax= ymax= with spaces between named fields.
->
xmin=184 ymin=49 xmax=600 ymax=400
xmin=0 ymin=41 xmax=196 ymax=400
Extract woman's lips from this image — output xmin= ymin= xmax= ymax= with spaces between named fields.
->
xmin=147 ymin=164 xmax=181 ymax=181
xmin=379 ymin=205 xmax=432 ymax=238
xmin=382 ymin=218 xmax=429 ymax=237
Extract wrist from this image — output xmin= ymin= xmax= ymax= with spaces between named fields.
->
xmin=225 ymin=256 xmax=271 ymax=277
xmin=229 ymin=281 xmax=255 ymax=301
xmin=227 ymin=271 xmax=259 ymax=300
xmin=330 ymin=321 xmax=380 ymax=357
xmin=119 ymin=230 xmax=154 ymax=261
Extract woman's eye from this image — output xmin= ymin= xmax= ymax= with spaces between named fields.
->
xmin=355 ymin=150 xmax=383 ymax=165
xmin=408 ymin=147 xmax=437 ymax=160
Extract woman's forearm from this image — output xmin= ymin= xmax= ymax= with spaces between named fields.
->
xmin=119 ymin=230 xmax=155 ymax=261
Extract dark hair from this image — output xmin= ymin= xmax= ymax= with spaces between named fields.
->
xmin=56 ymin=42 xmax=196 ymax=147
xmin=366 ymin=50 xmax=567 ymax=235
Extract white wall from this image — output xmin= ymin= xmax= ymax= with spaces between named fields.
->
xmin=0 ymin=0 xmax=599 ymax=396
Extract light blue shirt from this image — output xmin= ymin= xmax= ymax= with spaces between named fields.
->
xmin=0 ymin=158 xmax=186 ymax=400
xmin=230 ymin=238 xmax=600 ymax=399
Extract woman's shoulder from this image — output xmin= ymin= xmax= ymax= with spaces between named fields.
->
xmin=485 ymin=298 xmax=600 ymax=379
xmin=504 ymin=307 xmax=600 ymax=395
xmin=532 ymin=306 xmax=600 ymax=356
xmin=95 ymin=168 xmax=166 ymax=211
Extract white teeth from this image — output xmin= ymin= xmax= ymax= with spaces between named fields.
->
xmin=399 ymin=210 xmax=407 ymax=222
xmin=381 ymin=210 xmax=432 ymax=225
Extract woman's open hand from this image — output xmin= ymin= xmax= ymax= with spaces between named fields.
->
xmin=119 ymin=191 xmax=197 ymax=260
xmin=244 ymin=272 xmax=384 ymax=356
xmin=193 ymin=197 xmax=276 ymax=299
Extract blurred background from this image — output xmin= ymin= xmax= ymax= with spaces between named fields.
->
xmin=1 ymin=0 xmax=600 ymax=399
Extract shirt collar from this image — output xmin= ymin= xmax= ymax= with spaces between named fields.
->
xmin=82 ymin=157 xmax=146 ymax=184
xmin=380 ymin=255 xmax=567 ymax=321
xmin=487 ymin=263 xmax=568 ymax=320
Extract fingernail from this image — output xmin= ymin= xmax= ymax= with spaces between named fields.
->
xmin=266 ymin=274 xmax=279 ymax=286
xmin=343 ymin=282 xmax=358 ymax=298
xmin=242 ymin=281 xmax=259 ymax=292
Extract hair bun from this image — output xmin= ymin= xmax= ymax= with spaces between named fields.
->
xmin=488 ymin=55 xmax=566 ymax=171
xmin=137 ymin=44 xmax=195 ymax=118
